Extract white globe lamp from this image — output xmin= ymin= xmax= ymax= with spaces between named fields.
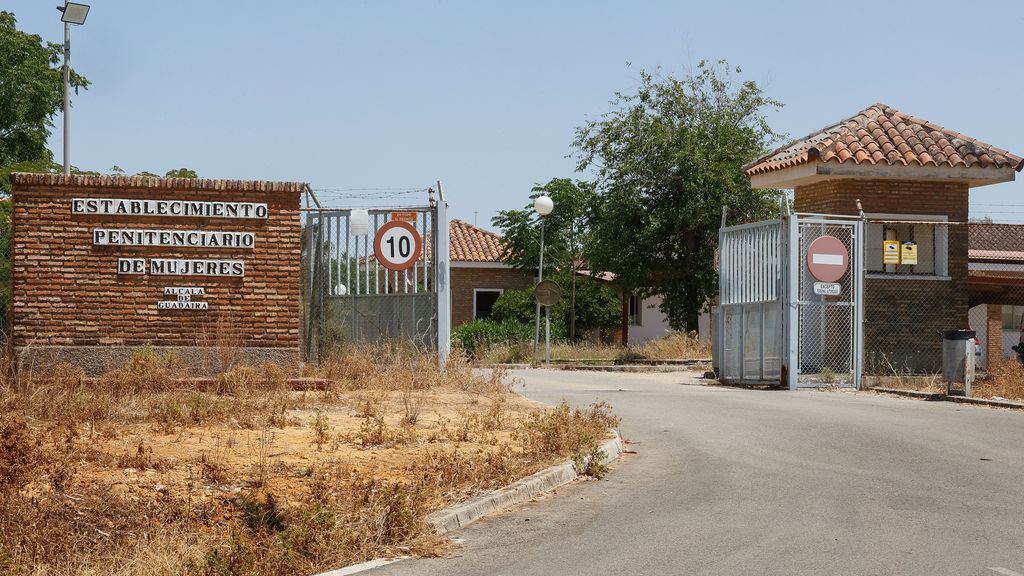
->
xmin=533 ymin=195 xmax=554 ymax=216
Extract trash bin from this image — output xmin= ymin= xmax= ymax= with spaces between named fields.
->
xmin=942 ymin=329 xmax=975 ymax=397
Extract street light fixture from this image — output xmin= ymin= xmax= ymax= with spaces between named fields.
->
xmin=56 ymin=2 xmax=90 ymax=175
xmin=533 ymin=194 xmax=553 ymax=361
xmin=59 ymin=2 xmax=90 ymax=24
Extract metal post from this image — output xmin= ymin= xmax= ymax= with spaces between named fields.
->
xmin=786 ymin=213 xmax=800 ymax=390
xmin=62 ymin=21 xmax=71 ymax=175
xmin=534 ymin=218 xmax=545 ymax=356
xmin=854 ymin=217 xmax=865 ymax=389
xmin=435 ymin=181 xmax=451 ymax=369
xmin=545 ymin=305 xmax=551 ymax=362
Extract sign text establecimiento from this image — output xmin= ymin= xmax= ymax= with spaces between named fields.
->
xmin=73 ymin=198 xmax=268 ymax=219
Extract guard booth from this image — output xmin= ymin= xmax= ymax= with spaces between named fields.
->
xmin=716 ymin=103 xmax=1023 ymax=389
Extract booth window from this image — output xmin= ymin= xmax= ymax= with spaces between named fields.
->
xmin=1002 ymin=305 xmax=1024 ymax=331
xmin=865 ymin=214 xmax=948 ymax=278
xmin=473 ymin=289 xmax=503 ymax=319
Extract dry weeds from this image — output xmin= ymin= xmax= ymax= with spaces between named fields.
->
xmin=0 ymin=344 xmax=618 ymax=575
xmin=975 ymin=360 xmax=1024 ymax=401
xmin=477 ymin=332 xmax=710 ymax=365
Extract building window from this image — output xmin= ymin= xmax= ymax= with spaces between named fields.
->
xmin=865 ymin=214 xmax=948 ymax=277
xmin=629 ymin=295 xmax=642 ymax=326
xmin=1002 ymin=305 xmax=1024 ymax=331
xmin=473 ymin=289 xmax=503 ymax=319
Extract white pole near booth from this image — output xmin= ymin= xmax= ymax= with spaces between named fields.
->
xmin=435 ymin=181 xmax=451 ymax=369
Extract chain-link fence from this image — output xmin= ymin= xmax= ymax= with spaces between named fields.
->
xmin=861 ymin=219 xmax=1024 ymax=378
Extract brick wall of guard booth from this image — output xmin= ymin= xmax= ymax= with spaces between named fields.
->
xmin=450 ymin=266 xmax=534 ymax=326
xmin=794 ymin=178 xmax=969 ymax=373
xmin=10 ymin=174 xmax=303 ymax=374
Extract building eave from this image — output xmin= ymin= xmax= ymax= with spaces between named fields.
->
xmin=750 ymin=161 xmax=1016 ymax=190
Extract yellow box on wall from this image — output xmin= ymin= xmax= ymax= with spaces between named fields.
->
xmin=901 ymin=242 xmax=918 ymax=265
xmin=883 ymin=240 xmax=900 ymax=264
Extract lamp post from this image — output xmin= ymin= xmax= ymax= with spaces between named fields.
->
xmin=56 ymin=2 xmax=90 ymax=175
xmin=533 ymin=194 xmax=553 ymax=360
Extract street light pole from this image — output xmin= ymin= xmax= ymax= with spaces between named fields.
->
xmin=532 ymin=194 xmax=553 ymax=359
xmin=57 ymin=2 xmax=90 ymax=175
xmin=534 ymin=218 xmax=544 ymax=354
xmin=62 ymin=20 xmax=70 ymax=175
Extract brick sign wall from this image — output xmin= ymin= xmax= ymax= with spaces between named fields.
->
xmin=10 ymin=174 xmax=304 ymax=372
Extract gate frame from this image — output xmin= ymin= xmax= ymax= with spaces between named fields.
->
xmin=786 ymin=213 xmax=864 ymax=390
xmin=300 ymin=183 xmax=451 ymax=369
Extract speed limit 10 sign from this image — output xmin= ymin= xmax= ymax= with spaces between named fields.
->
xmin=373 ymin=221 xmax=423 ymax=271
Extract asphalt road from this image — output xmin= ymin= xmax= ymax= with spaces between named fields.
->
xmin=369 ymin=369 xmax=1024 ymax=576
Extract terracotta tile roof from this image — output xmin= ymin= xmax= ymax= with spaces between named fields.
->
xmin=448 ymin=219 xmax=508 ymax=262
xmin=969 ymin=249 xmax=1024 ymax=263
xmin=745 ymin=104 xmax=1024 ymax=176
xmin=969 ymin=223 xmax=1024 ymax=261
xmin=365 ymin=220 xmax=507 ymax=264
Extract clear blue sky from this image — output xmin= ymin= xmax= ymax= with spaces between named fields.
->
xmin=9 ymin=0 xmax=1024 ymax=225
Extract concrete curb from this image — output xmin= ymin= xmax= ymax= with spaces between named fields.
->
xmin=313 ymin=557 xmax=407 ymax=576
xmin=872 ymin=387 xmax=1024 ymax=409
xmin=425 ymin=430 xmax=624 ymax=533
xmin=556 ymin=364 xmax=704 ymax=373
xmin=946 ymin=395 xmax=1024 ymax=409
xmin=491 ymin=361 xmax=709 ymax=373
xmin=871 ymin=387 xmax=945 ymax=401
xmin=311 ymin=430 xmax=624 ymax=576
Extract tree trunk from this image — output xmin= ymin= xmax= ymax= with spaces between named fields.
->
xmin=684 ymin=230 xmax=698 ymax=333
xmin=570 ymin=268 xmax=577 ymax=341
xmin=620 ymin=289 xmax=630 ymax=347
xmin=685 ymin=306 xmax=699 ymax=335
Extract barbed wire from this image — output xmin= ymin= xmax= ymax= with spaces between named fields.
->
xmin=305 ymin=187 xmax=434 ymax=208
xmin=310 ymin=187 xmax=430 ymax=198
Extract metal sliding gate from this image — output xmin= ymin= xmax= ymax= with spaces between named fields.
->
xmin=716 ymin=213 xmax=863 ymax=389
xmin=301 ymin=188 xmax=451 ymax=363
xmin=718 ymin=219 xmax=785 ymax=383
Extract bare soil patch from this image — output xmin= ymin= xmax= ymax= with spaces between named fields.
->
xmin=0 ymin=346 xmax=618 ymax=575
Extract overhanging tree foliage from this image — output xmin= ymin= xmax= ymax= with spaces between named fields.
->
xmin=492 ymin=178 xmax=597 ymax=339
xmin=0 ymin=11 xmax=89 ymax=170
xmin=574 ymin=60 xmax=784 ymax=335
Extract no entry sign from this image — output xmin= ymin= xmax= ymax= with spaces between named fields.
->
xmin=373 ymin=221 xmax=422 ymax=271
xmin=806 ymin=235 xmax=849 ymax=283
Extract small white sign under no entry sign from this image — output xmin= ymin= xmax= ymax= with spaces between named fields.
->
xmin=813 ymin=282 xmax=842 ymax=296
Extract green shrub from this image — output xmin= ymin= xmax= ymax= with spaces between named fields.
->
xmin=452 ymin=319 xmax=534 ymax=358
xmin=491 ymin=273 xmax=619 ymax=340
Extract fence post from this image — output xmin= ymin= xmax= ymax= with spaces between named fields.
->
xmin=435 ymin=181 xmax=451 ymax=369
xmin=786 ymin=213 xmax=800 ymax=390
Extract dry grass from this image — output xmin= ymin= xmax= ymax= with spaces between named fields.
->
xmin=0 ymin=343 xmax=618 ymax=575
xmin=975 ymin=360 xmax=1024 ymax=401
xmin=631 ymin=332 xmax=710 ymax=360
xmin=865 ymin=355 xmax=1024 ymax=402
xmin=556 ymin=332 xmax=715 ymax=364
xmin=478 ymin=332 xmax=711 ymax=365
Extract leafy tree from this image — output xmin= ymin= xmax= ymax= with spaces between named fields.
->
xmin=574 ymin=60 xmax=784 ymax=338
xmin=0 ymin=11 xmax=89 ymax=170
xmin=164 ymin=168 xmax=198 ymax=179
xmin=492 ymin=178 xmax=596 ymax=339
xmin=115 ymin=167 xmax=199 ymax=178
xmin=491 ymin=271 xmax=619 ymax=341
